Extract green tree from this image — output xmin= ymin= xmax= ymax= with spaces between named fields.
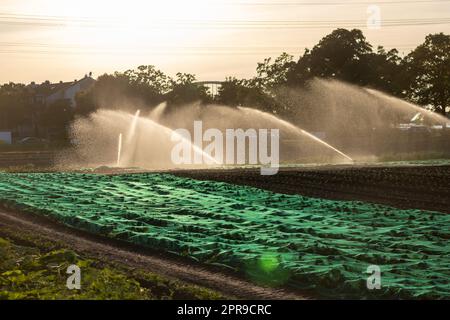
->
xmin=252 ymin=53 xmax=295 ymax=90
xmin=81 ymin=72 xmax=136 ymax=110
xmin=124 ymin=65 xmax=171 ymax=96
xmin=216 ymin=77 xmax=246 ymax=107
xmin=74 ymin=90 xmax=97 ymax=117
xmin=364 ymin=46 xmax=407 ymax=97
xmin=165 ymin=73 xmax=210 ymax=107
xmin=40 ymin=99 xmax=74 ymax=142
xmin=287 ymin=29 xmax=373 ymax=85
xmin=0 ymin=83 xmax=30 ymax=130
xmin=216 ymin=77 xmax=281 ymax=114
xmin=75 ymin=65 xmax=170 ymax=113
xmin=40 ymin=100 xmax=73 ymax=128
xmin=404 ymin=33 xmax=450 ymax=116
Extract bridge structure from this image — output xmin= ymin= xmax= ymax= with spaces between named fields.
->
xmin=194 ymin=81 xmax=224 ymax=98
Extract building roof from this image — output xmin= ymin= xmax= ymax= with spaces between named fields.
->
xmin=28 ymin=76 xmax=95 ymax=98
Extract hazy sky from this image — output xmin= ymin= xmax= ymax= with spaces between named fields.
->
xmin=0 ymin=0 xmax=449 ymax=84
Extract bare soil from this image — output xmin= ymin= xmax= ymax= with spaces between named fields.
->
xmin=172 ymin=165 xmax=450 ymax=214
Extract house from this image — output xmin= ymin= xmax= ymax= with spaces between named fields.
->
xmin=9 ymin=74 xmax=97 ymax=141
xmin=42 ymin=74 xmax=95 ymax=107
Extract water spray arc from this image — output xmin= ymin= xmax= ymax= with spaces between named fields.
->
xmin=237 ymin=107 xmax=354 ymax=162
xmin=150 ymin=103 xmax=167 ymax=122
xmin=127 ymin=109 xmax=141 ymax=144
xmin=107 ymin=109 xmax=219 ymax=168
xmin=69 ymin=78 xmax=450 ymax=170
xmin=117 ymin=133 xmax=123 ymax=167
xmin=137 ymin=116 xmax=221 ymax=166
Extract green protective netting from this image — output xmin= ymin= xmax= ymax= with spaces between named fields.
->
xmin=0 ymin=172 xmax=448 ymax=299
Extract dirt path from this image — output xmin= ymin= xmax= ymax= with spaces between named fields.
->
xmin=0 ymin=208 xmax=305 ymax=300
xmin=172 ymin=165 xmax=450 ymax=214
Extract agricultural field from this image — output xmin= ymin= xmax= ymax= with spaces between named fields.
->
xmin=174 ymin=163 xmax=450 ymax=214
xmin=0 ymin=171 xmax=448 ymax=299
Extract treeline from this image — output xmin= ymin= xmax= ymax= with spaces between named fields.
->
xmin=75 ymin=68 xmax=211 ymax=116
xmin=1 ymin=28 xmax=449 ymax=142
xmin=217 ymin=29 xmax=449 ymax=117
xmin=77 ymin=29 xmax=449 ymax=117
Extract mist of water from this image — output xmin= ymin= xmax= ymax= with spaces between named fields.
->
xmin=117 ymin=133 xmax=123 ymax=167
xmin=365 ymin=88 xmax=450 ymax=125
xmin=62 ymin=109 xmax=218 ymax=169
xmin=275 ymin=78 xmax=450 ymax=159
xmin=237 ymin=107 xmax=353 ymax=162
xmin=126 ymin=110 xmax=141 ymax=144
xmin=59 ymin=78 xmax=449 ymax=169
xmin=150 ymin=102 xmax=167 ymax=121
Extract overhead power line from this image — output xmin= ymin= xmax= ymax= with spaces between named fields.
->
xmin=227 ymin=0 xmax=450 ymax=5
xmin=0 ymin=42 xmax=421 ymax=50
xmin=0 ymin=41 xmax=419 ymax=57
xmin=0 ymin=13 xmax=449 ymax=29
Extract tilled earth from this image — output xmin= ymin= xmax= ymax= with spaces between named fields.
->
xmin=172 ymin=165 xmax=450 ymax=214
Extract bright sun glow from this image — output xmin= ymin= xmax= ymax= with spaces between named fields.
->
xmin=46 ymin=0 xmax=228 ymax=23
xmin=33 ymin=0 xmax=236 ymax=51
